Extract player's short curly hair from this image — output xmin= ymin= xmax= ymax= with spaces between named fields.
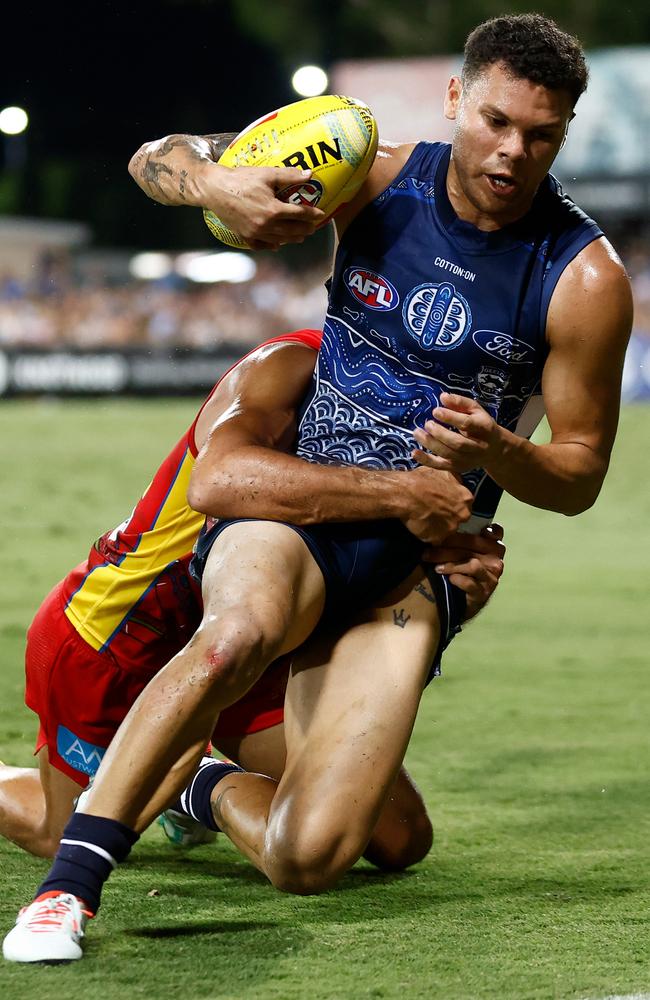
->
xmin=463 ymin=13 xmax=588 ymax=107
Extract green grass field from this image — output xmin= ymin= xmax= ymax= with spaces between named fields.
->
xmin=0 ymin=398 xmax=649 ymax=1000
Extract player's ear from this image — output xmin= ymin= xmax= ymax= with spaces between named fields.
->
xmin=444 ymin=76 xmax=463 ymax=121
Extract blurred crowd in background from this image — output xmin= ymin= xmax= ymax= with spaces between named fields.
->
xmin=0 ymin=234 xmax=649 ymax=351
xmin=0 ymin=255 xmax=330 ymax=350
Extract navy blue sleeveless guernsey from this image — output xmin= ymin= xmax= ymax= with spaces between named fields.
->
xmin=296 ymin=142 xmax=602 ymax=529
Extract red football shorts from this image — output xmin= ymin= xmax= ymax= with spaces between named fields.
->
xmin=26 ymin=579 xmax=287 ymax=786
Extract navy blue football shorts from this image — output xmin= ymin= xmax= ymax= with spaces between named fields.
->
xmin=190 ymin=517 xmax=465 ymax=681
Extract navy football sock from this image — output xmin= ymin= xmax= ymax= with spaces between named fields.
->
xmin=36 ymin=813 xmax=139 ymax=914
xmin=171 ymin=756 xmax=243 ymax=832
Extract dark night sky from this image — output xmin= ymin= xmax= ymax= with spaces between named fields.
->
xmin=1 ymin=1 xmax=297 ymax=249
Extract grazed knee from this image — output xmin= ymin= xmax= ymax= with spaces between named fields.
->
xmin=187 ymin=609 xmax=285 ymax=700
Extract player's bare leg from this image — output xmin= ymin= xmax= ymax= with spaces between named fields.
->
xmin=81 ymin=520 xmax=325 ymax=830
xmin=219 ymin=725 xmax=433 ymax=871
xmin=0 ymin=752 xmax=82 ymax=858
xmin=362 ymin=768 xmax=433 ymax=870
xmin=1 ymin=519 xmax=326 ymax=962
xmin=205 ymin=566 xmax=439 ymax=893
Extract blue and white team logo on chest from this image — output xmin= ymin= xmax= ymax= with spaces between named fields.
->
xmin=403 ymin=281 xmax=471 ymax=350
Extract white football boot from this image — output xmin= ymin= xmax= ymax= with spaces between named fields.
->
xmin=3 ymin=892 xmax=91 ymax=963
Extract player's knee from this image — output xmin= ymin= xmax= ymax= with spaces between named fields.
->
xmin=265 ymin=840 xmax=348 ymax=896
xmin=264 ymin=818 xmax=365 ymax=895
xmin=364 ymin=808 xmax=433 ymax=871
xmin=188 ymin=611 xmax=280 ymax=696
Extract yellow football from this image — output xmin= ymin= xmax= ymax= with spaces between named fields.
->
xmin=203 ymin=95 xmax=378 ymax=249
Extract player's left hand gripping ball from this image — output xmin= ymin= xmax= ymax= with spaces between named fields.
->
xmin=203 ymin=95 xmax=378 ymax=249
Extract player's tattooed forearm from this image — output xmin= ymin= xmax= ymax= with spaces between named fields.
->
xmin=156 ymin=135 xmax=195 ymax=158
xmin=415 ymin=581 xmax=436 ymax=604
xmin=132 ymin=130 xmax=238 ymax=203
xmin=393 ymin=609 xmax=411 ymax=628
xmin=130 ymin=148 xmax=147 ymax=173
xmin=154 ymin=133 xmax=238 ymax=163
xmin=204 ymin=132 xmax=238 ymax=160
xmin=141 ymin=159 xmax=173 ymax=182
xmin=140 ymin=158 xmax=174 ymax=199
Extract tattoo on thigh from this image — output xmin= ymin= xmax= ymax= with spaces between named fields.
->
xmin=179 ymin=168 xmax=188 ymax=198
xmin=393 ymin=608 xmax=411 ymax=628
xmin=415 ymin=581 xmax=436 ymax=604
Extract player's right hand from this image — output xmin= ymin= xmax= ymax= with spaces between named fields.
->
xmin=197 ymin=164 xmax=327 ymax=249
xmin=421 ymin=523 xmax=506 ymax=620
xmin=401 ymin=467 xmax=473 ymax=543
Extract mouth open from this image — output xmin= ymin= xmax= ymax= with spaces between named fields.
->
xmin=485 ymin=173 xmax=518 ymax=197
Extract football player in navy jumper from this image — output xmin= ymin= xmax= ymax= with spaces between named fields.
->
xmin=4 ymin=13 xmax=632 ymax=962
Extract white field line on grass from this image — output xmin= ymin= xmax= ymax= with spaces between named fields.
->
xmin=583 ymin=994 xmax=650 ymax=1000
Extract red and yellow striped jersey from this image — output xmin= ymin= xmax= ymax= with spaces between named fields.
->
xmin=61 ymin=330 xmax=322 ymax=662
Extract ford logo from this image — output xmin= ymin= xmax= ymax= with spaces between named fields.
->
xmin=472 ymin=330 xmax=533 ymax=364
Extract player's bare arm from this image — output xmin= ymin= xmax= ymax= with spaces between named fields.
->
xmin=413 ymin=237 xmax=633 ymax=515
xmin=128 ymin=133 xmax=326 ymax=250
xmin=188 ymin=341 xmax=473 ymax=544
xmin=128 ymin=132 xmax=237 ymax=204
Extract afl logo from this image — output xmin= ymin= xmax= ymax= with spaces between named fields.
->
xmin=278 ymin=179 xmax=324 ymax=207
xmin=403 ymin=282 xmax=471 ymax=350
xmin=344 ymin=268 xmax=399 ymax=311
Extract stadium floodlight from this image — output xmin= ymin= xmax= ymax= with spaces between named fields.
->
xmin=175 ymin=252 xmax=257 ymax=284
xmin=0 ymin=106 xmax=29 ymax=135
xmin=291 ymin=65 xmax=328 ymax=98
xmin=129 ymin=252 xmax=173 ymax=281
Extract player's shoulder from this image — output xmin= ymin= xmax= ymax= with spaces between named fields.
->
xmin=230 ymin=334 xmax=320 ymax=385
xmin=537 ymin=179 xmax=631 ymax=328
xmin=562 ymin=235 xmax=631 ymax=297
xmin=548 ymin=235 xmax=633 ymax=343
xmin=192 ymin=334 xmax=319 ymax=451
xmin=202 ymin=335 xmax=319 ymax=416
xmin=213 ymin=333 xmax=320 ymax=394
